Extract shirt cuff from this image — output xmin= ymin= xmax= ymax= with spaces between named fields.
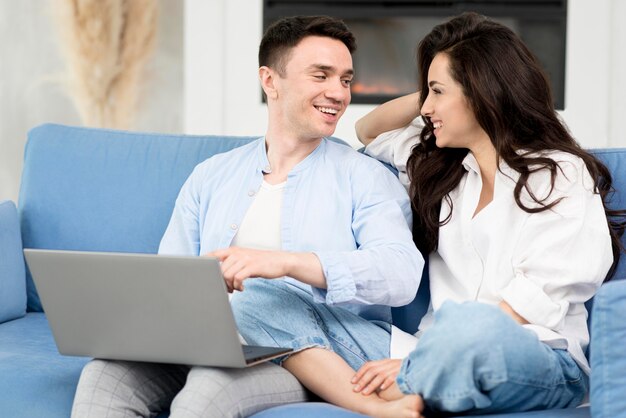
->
xmin=499 ymin=272 xmax=569 ymax=329
xmin=311 ymin=251 xmax=357 ymax=304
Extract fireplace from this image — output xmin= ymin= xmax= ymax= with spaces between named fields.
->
xmin=263 ymin=1 xmax=567 ymax=109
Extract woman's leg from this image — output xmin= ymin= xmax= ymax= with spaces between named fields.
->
xmin=395 ymin=301 xmax=587 ymax=414
xmin=283 ymin=347 xmax=423 ymax=418
xmin=231 ymin=279 xmax=423 ymax=418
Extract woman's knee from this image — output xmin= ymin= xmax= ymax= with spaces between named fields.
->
xmin=424 ymin=301 xmax=512 ymax=354
xmin=231 ymin=280 xmax=319 ymax=341
xmin=232 ymin=280 xmax=299 ymax=321
xmin=400 ymin=302 xmax=523 ymax=387
xmin=398 ymin=302 xmax=557 ymax=406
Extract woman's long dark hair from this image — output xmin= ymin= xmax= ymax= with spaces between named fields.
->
xmin=407 ymin=12 xmax=626 ymax=279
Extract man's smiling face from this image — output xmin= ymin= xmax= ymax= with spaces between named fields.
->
xmin=271 ymin=35 xmax=353 ymax=141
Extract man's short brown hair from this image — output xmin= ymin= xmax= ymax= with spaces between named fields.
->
xmin=259 ymin=15 xmax=356 ymax=76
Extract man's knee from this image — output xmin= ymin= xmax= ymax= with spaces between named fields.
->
xmin=72 ymin=360 xmax=138 ymax=418
xmin=75 ymin=359 xmax=129 ymax=397
xmin=170 ymin=364 xmax=308 ymax=418
xmin=72 ymin=360 xmax=188 ymax=418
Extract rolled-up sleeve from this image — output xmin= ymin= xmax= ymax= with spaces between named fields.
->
xmin=500 ymin=158 xmax=613 ymax=330
xmin=312 ymin=162 xmax=424 ymax=307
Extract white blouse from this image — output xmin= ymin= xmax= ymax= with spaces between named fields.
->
xmin=366 ymin=119 xmax=613 ymax=374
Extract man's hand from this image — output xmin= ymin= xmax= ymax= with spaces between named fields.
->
xmin=351 ymin=359 xmax=403 ymax=395
xmin=206 ymin=247 xmax=292 ymax=292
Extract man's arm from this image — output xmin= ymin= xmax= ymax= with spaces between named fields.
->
xmin=209 ymin=159 xmax=423 ymax=307
xmin=207 ymin=247 xmax=324 ymax=292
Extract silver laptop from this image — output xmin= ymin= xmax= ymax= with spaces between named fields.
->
xmin=24 ymin=249 xmax=292 ymax=368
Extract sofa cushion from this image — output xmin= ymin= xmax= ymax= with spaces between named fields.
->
xmin=590 ymin=280 xmax=626 ymax=418
xmin=0 ymin=200 xmax=26 ymax=323
xmin=249 ymin=402 xmax=589 ymax=418
xmin=0 ymin=312 xmax=90 ymax=417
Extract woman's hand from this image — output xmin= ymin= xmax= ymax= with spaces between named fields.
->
xmin=351 ymin=359 xmax=403 ymax=395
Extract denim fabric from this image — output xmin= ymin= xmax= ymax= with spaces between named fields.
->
xmin=231 ymin=279 xmax=391 ymax=371
xmin=396 ymin=301 xmax=587 ymax=414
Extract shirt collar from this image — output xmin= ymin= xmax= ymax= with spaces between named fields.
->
xmin=461 ymin=151 xmax=520 ymax=197
xmin=256 ymin=137 xmax=327 ymax=176
xmin=461 ymin=150 xmax=519 ymax=180
xmin=461 ymin=152 xmax=480 ymax=174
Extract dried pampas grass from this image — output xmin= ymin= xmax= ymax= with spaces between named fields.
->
xmin=53 ymin=0 xmax=158 ymax=129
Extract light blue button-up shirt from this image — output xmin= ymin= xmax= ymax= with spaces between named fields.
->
xmin=159 ymin=137 xmax=423 ymax=323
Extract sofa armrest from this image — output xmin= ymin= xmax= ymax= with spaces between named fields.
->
xmin=0 ymin=200 xmax=27 ymax=323
xmin=590 ymin=279 xmax=626 ymax=418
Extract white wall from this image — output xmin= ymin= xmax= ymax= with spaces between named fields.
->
xmin=1 ymin=1 xmax=623 ymax=203
xmin=185 ymin=0 xmax=626 ymax=149
xmin=609 ymin=0 xmax=626 ymax=147
xmin=0 ymin=0 xmax=183 ymax=203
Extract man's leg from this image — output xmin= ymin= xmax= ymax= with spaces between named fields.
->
xmin=72 ymin=359 xmax=189 ymax=418
xmin=169 ymin=363 xmax=309 ymax=418
xmin=395 ymin=301 xmax=588 ymax=414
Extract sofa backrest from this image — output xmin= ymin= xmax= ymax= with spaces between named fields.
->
xmin=0 ymin=200 xmax=27 ymax=323
xmin=583 ymin=149 xmax=626 ymax=328
xmin=19 ymin=124 xmax=626 ymax=333
xmin=20 ymin=124 xmax=258 ymax=312
xmin=592 ymin=149 xmax=626 ymax=281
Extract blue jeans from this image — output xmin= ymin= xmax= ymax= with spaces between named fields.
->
xmin=397 ymin=301 xmax=588 ymax=414
xmin=231 ymin=279 xmax=391 ymax=371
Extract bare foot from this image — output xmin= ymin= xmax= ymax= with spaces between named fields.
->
xmin=377 ymin=381 xmax=405 ymax=401
xmin=368 ymin=394 xmax=424 ymax=418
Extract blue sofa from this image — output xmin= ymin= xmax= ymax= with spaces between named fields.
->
xmin=0 ymin=124 xmax=624 ymax=418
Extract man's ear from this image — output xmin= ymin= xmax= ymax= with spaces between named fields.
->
xmin=259 ymin=66 xmax=278 ymax=100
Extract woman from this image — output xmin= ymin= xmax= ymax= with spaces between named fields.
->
xmin=348 ymin=11 xmax=625 ymax=416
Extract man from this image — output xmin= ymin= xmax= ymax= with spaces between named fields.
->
xmin=72 ymin=15 xmax=423 ymax=418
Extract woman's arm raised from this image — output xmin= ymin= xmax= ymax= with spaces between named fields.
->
xmin=355 ymin=92 xmax=422 ymax=146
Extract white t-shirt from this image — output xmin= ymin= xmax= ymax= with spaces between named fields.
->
xmin=366 ymin=119 xmax=613 ymax=373
xmin=229 ymin=180 xmax=284 ymax=308
xmin=231 ymin=180 xmax=286 ymax=251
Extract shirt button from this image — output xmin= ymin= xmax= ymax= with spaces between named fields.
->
xmin=230 ymin=224 xmax=238 ymax=230
xmin=248 ymin=190 xmax=255 ymax=197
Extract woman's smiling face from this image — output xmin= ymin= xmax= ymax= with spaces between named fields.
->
xmin=420 ymin=52 xmax=489 ymax=151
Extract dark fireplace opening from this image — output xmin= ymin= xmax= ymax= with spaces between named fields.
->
xmin=264 ymin=0 xmax=567 ymax=109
